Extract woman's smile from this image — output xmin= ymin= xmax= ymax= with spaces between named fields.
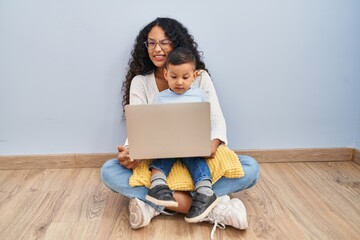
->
xmin=154 ymin=54 xmax=165 ymax=61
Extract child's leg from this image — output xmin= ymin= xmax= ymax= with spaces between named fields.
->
xmin=149 ymin=158 xmax=176 ymax=187
xmin=181 ymin=157 xmax=213 ymax=193
xmin=146 ymin=158 xmax=178 ymax=207
xmin=195 ymin=179 xmax=213 ymax=196
xmin=181 ymin=157 xmax=219 ymax=222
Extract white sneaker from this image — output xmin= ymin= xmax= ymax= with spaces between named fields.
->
xmin=200 ymin=195 xmax=248 ymax=239
xmin=129 ymin=198 xmax=160 ymax=229
xmin=227 ymin=198 xmax=249 ymax=229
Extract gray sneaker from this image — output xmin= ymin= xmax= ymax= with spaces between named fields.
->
xmin=185 ymin=192 xmax=219 ymax=223
xmin=129 ymin=198 xmax=160 ymax=229
xmin=145 ymin=184 xmax=178 ymax=208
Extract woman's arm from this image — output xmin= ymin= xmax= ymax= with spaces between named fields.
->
xmin=119 ymin=75 xmax=151 ymax=169
xmin=210 ymin=138 xmax=222 ymax=157
xmin=196 ymin=71 xmax=228 ymax=145
xmin=129 ymin=75 xmax=149 ymax=105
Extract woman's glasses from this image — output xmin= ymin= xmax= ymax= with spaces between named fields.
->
xmin=144 ymin=39 xmax=172 ymax=50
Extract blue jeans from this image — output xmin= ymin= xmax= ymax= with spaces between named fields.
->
xmin=150 ymin=157 xmax=211 ymax=185
xmin=100 ymin=155 xmax=260 ymax=212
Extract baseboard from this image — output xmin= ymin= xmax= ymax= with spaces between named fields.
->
xmin=352 ymin=148 xmax=360 ymax=165
xmin=0 ymin=148 xmax=355 ymax=170
xmin=0 ymin=153 xmax=116 ymax=170
xmin=234 ymin=147 xmax=354 ymax=163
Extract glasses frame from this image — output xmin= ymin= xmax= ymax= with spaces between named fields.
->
xmin=144 ymin=39 xmax=172 ymax=50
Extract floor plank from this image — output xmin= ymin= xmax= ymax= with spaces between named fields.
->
xmin=0 ymin=162 xmax=359 ymax=240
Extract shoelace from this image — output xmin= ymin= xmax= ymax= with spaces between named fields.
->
xmin=206 ymin=210 xmax=226 ymax=240
xmin=210 ymin=220 xmax=226 ymax=240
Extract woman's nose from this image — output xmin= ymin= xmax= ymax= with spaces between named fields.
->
xmin=154 ymin=43 xmax=162 ymax=51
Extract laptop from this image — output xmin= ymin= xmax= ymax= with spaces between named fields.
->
xmin=124 ymin=102 xmax=211 ymax=159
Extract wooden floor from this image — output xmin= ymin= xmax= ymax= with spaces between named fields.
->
xmin=0 ymin=161 xmax=359 ymax=240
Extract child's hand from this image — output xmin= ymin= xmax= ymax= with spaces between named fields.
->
xmin=209 ymin=139 xmax=221 ymax=158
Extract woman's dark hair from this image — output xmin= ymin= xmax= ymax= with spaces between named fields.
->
xmin=121 ymin=17 xmax=208 ymax=108
xmin=165 ymin=47 xmax=196 ymax=68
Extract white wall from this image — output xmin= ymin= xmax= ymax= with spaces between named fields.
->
xmin=1 ymin=0 xmax=359 ymax=155
xmin=356 ymin=107 xmax=360 ymax=149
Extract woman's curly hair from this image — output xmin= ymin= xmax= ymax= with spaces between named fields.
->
xmin=121 ymin=17 xmax=208 ymax=108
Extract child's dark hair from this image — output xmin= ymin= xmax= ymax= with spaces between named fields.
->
xmin=165 ymin=47 xmax=196 ymax=69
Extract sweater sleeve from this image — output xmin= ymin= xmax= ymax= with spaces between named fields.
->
xmin=124 ymin=75 xmax=149 ymax=146
xmin=129 ymin=75 xmax=149 ymax=105
xmin=196 ymin=71 xmax=228 ymax=145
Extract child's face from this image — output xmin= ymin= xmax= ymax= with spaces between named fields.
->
xmin=164 ymin=63 xmax=197 ymax=94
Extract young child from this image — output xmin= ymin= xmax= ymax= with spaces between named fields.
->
xmin=145 ymin=47 xmax=219 ymax=223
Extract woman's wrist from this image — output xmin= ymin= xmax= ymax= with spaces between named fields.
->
xmin=211 ymin=138 xmax=222 ymax=148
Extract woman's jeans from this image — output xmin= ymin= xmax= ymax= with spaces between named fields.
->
xmin=100 ymin=155 xmax=260 ymax=212
xmin=150 ymin=157 xmax=211 ymax=185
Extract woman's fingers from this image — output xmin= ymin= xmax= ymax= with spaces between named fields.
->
xmin=117 ymin=145 xmax=131 ymax=169
xmin=117 ymin=145 xmax=140 ymax=169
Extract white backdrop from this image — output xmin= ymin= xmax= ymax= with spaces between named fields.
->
xmin=1 ymin=0 xmax=359 ymax=155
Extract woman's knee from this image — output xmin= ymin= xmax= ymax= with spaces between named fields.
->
xmin=100 ymin=159 xmax=118 ymax=180
xmin=100 ymin=158 xmax=131 ymax=193
xmin=212 ymin=155 xmax=260 ymax=195
xmin=238 ymin=155 xmax=260 ymax=188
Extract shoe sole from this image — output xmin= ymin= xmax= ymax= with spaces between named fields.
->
xmin=184 ymin=197 xmax=221 ymax=223
xmin=145 ymin=195 xmax=179 ymax=208
xmin=231 ymin=199 xmax=249 ymax=229
xmin=129 ymin=198 xmax=145 ymax=229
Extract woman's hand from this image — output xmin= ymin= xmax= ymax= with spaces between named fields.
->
xmin=117 ymin=145 xmax=140 ymax=169
xmin=209 ymin=139 xmax=222 ymax=158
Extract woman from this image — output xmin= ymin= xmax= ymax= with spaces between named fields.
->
xmin=101 ymin=17 xmax=259 ymax=230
